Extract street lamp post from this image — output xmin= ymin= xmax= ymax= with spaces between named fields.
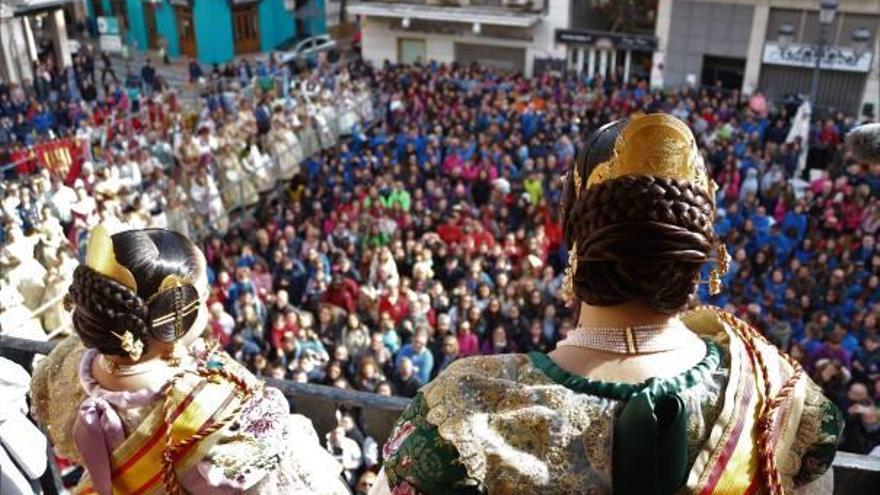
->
xmin=809 ymin=0 xmax=838 ymax=110
xmin=850 ymin=27 xmax=876 ymax=120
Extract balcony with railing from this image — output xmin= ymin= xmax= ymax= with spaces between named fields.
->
xmin=1 ymin=334 xmax=879 ymax=494
xmin=347 ymin=0 xmax=546 ymax=29
xmin=364 ymin=0 xmax=543 ymax=10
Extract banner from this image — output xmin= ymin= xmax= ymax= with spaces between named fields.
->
xmin=34 ymin=138 xmax=85 ymax=185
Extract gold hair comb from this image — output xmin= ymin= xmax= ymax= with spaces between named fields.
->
xmin=86 ymin=225 xmax=137 ymax=291
xmin=586 ymin=113 xmax=712 ymax=200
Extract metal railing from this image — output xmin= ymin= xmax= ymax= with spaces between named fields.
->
xmin=0 ymin=335 xmax=878 ymax=494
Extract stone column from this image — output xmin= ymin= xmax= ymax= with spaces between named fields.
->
xmin=0 ymin=12 xmax=35 ymax=84
xmin=49 ymin=8 xmax=73 ymax=68
xmin=655 ymin=0 xmax=672 ymax=54
xmin=742 ymin=0 xmax=770 ymax=95
xmin=598 ymin=49 xmax=608 ymax=78
xmin=862 ymin=35 xmax=879 ymax=121
xmin=0 ymin=4 xmax=17 ymax=83
xmin=653 ymin=0 xmax=673 ymax=90
xmin=576 ymin=48 xmax=585 ymax=74
xmin=610 ymin=50 xmax=617 ymax=77
xmin=587 ymin=48 xmax=596 ymax=79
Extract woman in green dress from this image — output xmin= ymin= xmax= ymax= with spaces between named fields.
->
xmin=371 ymin=113 xmax=842 ymax=495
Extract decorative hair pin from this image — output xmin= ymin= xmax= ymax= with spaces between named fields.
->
xmin=148 ymin=274 xmax=200 ymax=338
xmin=111 ymin=330 xmax=144 ymax=361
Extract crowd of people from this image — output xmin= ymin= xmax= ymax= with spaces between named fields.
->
xmin=2 ymin=49 xmax=880 ymax=488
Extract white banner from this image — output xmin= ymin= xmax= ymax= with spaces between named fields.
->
xmin=763 ymin=42 xmax=873 ymax=73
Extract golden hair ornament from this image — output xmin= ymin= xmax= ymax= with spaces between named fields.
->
xmin=708 ymin=244 xmax=730 ymax=296
xmin=586 ymin=113 xmax=712 ymax=200
xmin=111 ymin=330 xmax=144 ymax=361
xmin=85 ymin=225 xmax=138 ymax=291
xmin=148 ymin=273 xmax=198 ymax=338
xmin=562 ymin=164 xmax=582 ymax=306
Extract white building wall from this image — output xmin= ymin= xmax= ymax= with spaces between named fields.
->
xmin=426 ymin=38 xmax=454 ymax=65
xmin=526 ymin=0 xmax=571 ymax=74
xmin=361 ymin=17 xmax=552 ymax=75
xmin=359 ymin=0 xmax=570 ymax=76
xmin=361 ymin=17 xmax=397 ymax=66
xmin=866 ymin=34 xmax=879 ymax=120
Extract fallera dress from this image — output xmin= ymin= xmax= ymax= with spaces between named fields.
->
xmin=31 ymin=336 xmax=350 ymax=495
xmin=380 ymin=308 xmax=842 ymax=495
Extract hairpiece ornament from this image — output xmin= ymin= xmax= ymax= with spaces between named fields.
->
xmin=111 ymin=330 xmax=144 ymax=361
xmin=562 ymin=165 xmax=583 ymax=307
xmin=85 ymin=225 xmax=137 ymax=291
xmin=708 ymin=244 xmax=730 ymax=296
xmin=148 ymin=273 xmax=198 ymax=338
xmin=586 ymin=113 xmax=713 ymax=202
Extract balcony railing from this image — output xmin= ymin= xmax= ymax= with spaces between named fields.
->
xmin=364 ymin=0 xmax=544 ymax=13
xmin=0 ymin=334 xmax=878 ymax=494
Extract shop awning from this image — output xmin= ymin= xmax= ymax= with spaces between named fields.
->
xmin=347 ymin=2 xmax=542 ymax=28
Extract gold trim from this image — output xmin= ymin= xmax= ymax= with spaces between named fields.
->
xmin=146 ymin=274 xmax=193 ymax=305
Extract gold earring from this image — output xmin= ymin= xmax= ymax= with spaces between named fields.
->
xmin=562 ymin=241 xmax=578 ymax=305
xmin=708 ymin=244 xmax=729 ymax=296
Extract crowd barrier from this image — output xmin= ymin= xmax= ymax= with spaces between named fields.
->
xmin=0 ymin=335 xmax=877 ymax=494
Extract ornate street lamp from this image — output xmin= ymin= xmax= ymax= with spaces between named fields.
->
xmin=777 ymin=22 xmax=795 ymax=51
xmin=810 ymin=0 xmax=838 ymax=108
xmin=852 ymin=27 xmax=871 ymax=59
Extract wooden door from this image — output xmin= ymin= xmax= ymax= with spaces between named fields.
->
xmin=232 ymin=5 xmax=260 ymax=54
xmin=175 ymin=6 xmax=197 ymax=58
xmin=144 ymin=3 xmax=159 ymax=49
xmin=110 ymin=0 xmax=128 ymax=31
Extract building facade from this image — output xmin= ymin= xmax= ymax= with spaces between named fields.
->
xmin=84 ymin=0 xmax=327 ymax=64
xmin=349 ymin=0 xmax=570 ymax=77
xmin=655 ymin=0 xmax=880 ymax=116
xmin=554 ymin=0 xmax=659 ymax=84
xmin=1 ymin=0 xmax=79 ymax=84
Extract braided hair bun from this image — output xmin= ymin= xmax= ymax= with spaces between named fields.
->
xmin=67 ymin=229 xmax=204 ymax=358
xmin=561 ymin=119 xmax=716 ymax=314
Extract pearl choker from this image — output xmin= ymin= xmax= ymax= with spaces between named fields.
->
xmin=557 ymin=322 xmax=685 ymax=355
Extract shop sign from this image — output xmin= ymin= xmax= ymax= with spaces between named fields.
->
xmin=763 ymin=42 xmax=873 ymax=73
xmin=555 ymin=29 xmax=657 ymax=52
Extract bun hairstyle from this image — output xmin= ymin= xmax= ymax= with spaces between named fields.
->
xmin=67 ymin=229 xmax=203 ymax=359
xmin=561 ymin=116 xmax=717 ymax=314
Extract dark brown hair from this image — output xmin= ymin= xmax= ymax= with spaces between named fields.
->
xmin=561 ymin=119 xmax=716 ymax=314
xmin=67 ymin=229 xmax=203 ymax=358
